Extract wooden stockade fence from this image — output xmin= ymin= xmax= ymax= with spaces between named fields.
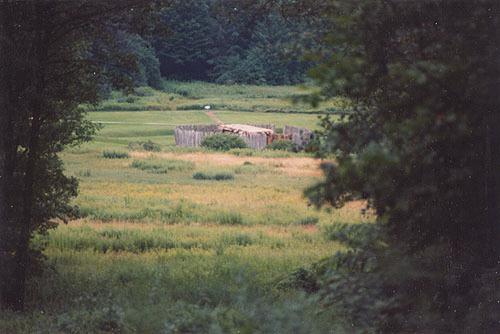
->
xmin=220 ymin=124 xmax=276 ymax=150
xmin=175 ymin=124 xmax=276 ymax=150
xmin=175 ymin=124 xmax=312 ymax=150
xmin=283 ymin=125 xmax=314 ymax=150
xmin=174 ymin=125 xmax=219 ymax=147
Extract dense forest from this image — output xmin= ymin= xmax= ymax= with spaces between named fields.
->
xmin=96 ymin=0 xmax=317 ymax=91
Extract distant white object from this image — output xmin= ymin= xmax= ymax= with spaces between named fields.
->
xmin=204 ymin=105 xmax=211 ymax=110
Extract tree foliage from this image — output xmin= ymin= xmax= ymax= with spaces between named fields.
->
xmin=303 ymin=0 xmax=500 ymax=332
xmin=152 ymin=0 xmax=314 ymax=84
xmin=211 ymin=13 xmax=310 ymax=85
xmin=0 ymin=0 xmax=161 ymax=311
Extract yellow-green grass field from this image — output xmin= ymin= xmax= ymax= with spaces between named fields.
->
xmin=2 ymin=82 xmax=367 ymax=333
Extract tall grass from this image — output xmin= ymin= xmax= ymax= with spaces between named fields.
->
xmin=3 ymin=82 xmax=371 ymax=333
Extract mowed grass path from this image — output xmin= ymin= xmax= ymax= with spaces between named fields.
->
xmin=1 ymin=83 xmax=364 ymax=333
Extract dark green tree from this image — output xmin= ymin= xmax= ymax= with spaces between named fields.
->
xmin=303 ymin=0 xmax=500 ymax=332
xmin=105 ymin=30 xmax=162 ymax=89
xmin=0 ymin=0 xmax=162 ymax=311
xmin=152 ymin=0 xmax=314 ymax=84
xmin=154 ymin=0 xmax=221 ymax=80
xmin=212 ymin=13 xmax=309 ymax=85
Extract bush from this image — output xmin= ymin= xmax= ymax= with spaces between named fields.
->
xmin=125 ymin=96 xmax=136 ymax=103
xmin=192 ymin=172 xmax=234 ymax=181
xmin=192 ymin=172 xmax=209 ymax=180
xmin=131 ymin=159 xmax=194 ymax=174
xmin=131 ymin=160 xmax=168 ymax=174
xmin=142 ymin=140 xmax=161 ymax=152
xmin=267 ymin=140 xmax=294 ymax=151
xmin=102 ymin=150 xmax=129 ymax=159
xmin=201 ymin=134 xmax=247 ymax=151
xmin=134 ymin=86 xmax=155 ymax=97
xmin=128 ymin=140 xmax=162 ymax=152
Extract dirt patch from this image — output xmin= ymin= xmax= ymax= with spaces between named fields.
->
xmin=205 ymin=111 xmax=223 ymax=125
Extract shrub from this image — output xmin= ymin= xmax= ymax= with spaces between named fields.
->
xmin=142 ymin=140 xmax=161 ymax=152
xmin=134 ymin=86 xmax=155 ymax=96
xmin=192 ymin=172 xmax=234 ymax=181
xmin=125 ymin=96 xmax=136 ymax=103
xmin=304 ymin=135 xmax=321 ymax=153
xmin=102 ymin=150 xmax=129 ymax=159
xmin=201 ymin=134 xmax=247 ymax=151
xmin=131 ymin=159 xmax=194 ymax=174
xmin=128 ymin=140 xmax=162 ymax=152
xmin=214 ymin=173 xmax=234 ymax=180
xmin=192 ymin=172 xmax=209 ymax=180
xmin=131 ymin=160 xmax=168 ymax=174
xmin=267 ymin=140 xmax=294 ymax=151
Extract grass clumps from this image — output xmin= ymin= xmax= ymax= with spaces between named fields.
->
xmin=201 ymin=134 xmax=247 ymax=151
xmin=214 ymin=211 xmax=245 ymax=225
xmin=229 ymin=148 xmax=254 ymax=156
xmin=128 ymin=140 xmax=161 ymax=152
xmin=131 ymin=159 xmax=194 ymax=174
xmin=293 ymin=216 xmax=319 ymax=226
xmin=192 ymin=172 xmax=234 ymax=181
xmin=102 ymin=150 xmax=129 ymax=159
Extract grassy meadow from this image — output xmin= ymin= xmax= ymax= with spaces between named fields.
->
xmin=2 ymin=82 xmax=369 ymax=333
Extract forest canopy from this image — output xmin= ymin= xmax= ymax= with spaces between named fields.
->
xmin=97 ymin=0 xmax=317 ymax=88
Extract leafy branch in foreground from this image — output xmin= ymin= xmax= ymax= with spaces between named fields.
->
xmin=302 ymin=0 xmax=500 ymax=332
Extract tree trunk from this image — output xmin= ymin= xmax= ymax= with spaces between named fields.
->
xmin=0 ymin=2 xmax=45 ymax=311
xmin=0 ymin=2 xmax=18 ymax=311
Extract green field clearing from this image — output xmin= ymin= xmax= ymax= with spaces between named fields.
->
xmin=2 ymin=83 xmax=366 ymax=333
xmin=88 ymin=81 xmax=350 ymax=113
xmin=84 ymin=81 xmax=333 ymax=152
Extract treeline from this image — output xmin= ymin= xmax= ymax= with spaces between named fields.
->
xmin=93 ymin=0 xmax=317 ymax=90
